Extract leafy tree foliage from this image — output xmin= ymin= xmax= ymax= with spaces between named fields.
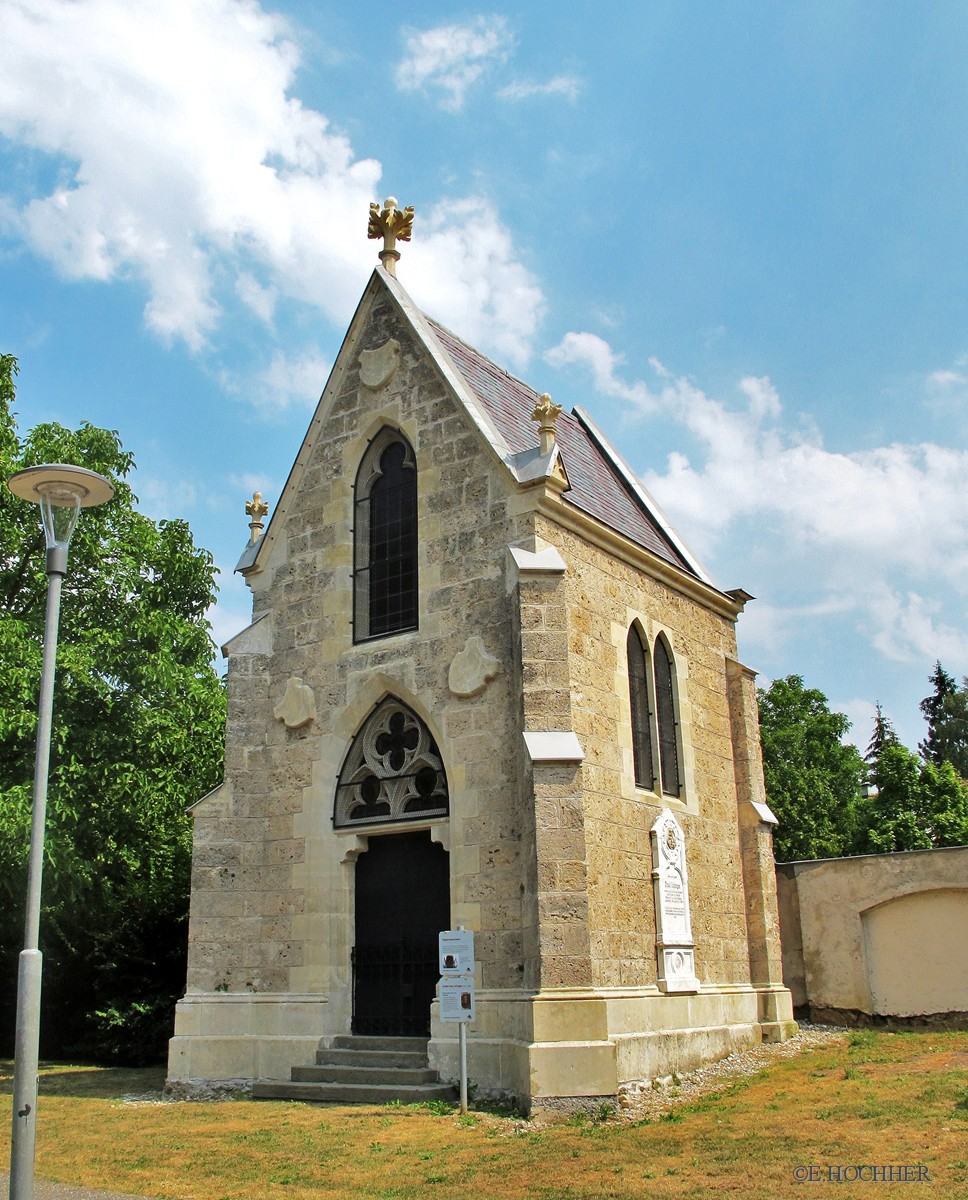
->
xmin=919 ymin=661 xmax=968 ymax=778
xmin=0 ymin=355 xmax=225 ymax=1063
xmin=856 ymin=717 xmax=968 ymax=854
xmin=757 ymin=675 xmax=865 ymax=862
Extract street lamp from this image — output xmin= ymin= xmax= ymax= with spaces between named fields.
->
xmin=6 ymin=464 xmax=114 ymax=1200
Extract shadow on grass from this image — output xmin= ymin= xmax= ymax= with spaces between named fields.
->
xmin=0 ymin=1060 xmax=167 ymax=1099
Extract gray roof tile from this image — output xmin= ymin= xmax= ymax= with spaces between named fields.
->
xmin=427 ymin=319 xmax=692 ymax=575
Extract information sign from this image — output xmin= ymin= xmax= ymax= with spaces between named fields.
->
xmin=440 ymin=976 xmax=476 ymax=1022
xmin=439 ymin=928 xmax=474 ymax=976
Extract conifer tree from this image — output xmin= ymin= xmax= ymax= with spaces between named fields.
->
xmin=918 ymin=661 xmax=968 ymax=778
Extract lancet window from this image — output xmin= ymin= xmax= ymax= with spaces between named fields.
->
xmin=627 ymin=626 xmax=683 ymax=798
xmin=353 ymin=428 xmax=418 ymax=642
xmin=627 ymin=626 xmax=655 ymax=790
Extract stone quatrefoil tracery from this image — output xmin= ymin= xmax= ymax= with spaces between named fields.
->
xmin=334 ymin=698 xmax=449 ymax=828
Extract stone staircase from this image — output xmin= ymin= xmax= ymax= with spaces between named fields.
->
xmin=251 ymin=1035 xmax=456 ymax=1105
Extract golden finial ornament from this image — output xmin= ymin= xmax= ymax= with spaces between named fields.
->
xmin=531 ymin=394 xmax=563 ymax=454
xmin=367 ymin=196 xmax=414 ymax=276
xmin=245 ymin=491 xmax=269 ymax=543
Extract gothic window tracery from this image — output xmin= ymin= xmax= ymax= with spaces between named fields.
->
xmin=334 ymin=697 xmax=449 ymax=828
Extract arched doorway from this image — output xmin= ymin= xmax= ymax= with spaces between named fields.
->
xmin=353 ymin=831 xmax=450 ymax=1035
xmin=336 ymin=696 xmax=451 ymax=1036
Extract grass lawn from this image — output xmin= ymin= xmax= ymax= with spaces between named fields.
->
xmin=2 ymin=1029 xmax=967 ymax=1199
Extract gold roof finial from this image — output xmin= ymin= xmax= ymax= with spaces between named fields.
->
xmin=531 ymin=394 xmax=563 ymax=455
xmin=245 ymin=491 xmax=269 ymax=544
xmin=368 ymin=196 xmax=414 ymax=277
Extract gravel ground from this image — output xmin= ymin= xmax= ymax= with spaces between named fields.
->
xmin=0 ymin=1176 xmax=147 ymax=1200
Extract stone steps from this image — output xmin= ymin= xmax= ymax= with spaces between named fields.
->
xmin=252 ymin=1035 xmax=456 ymax=1106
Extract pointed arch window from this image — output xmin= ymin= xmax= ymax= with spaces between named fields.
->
xmin=654 ymin=636 xmax=682 ymax=797
xmin=353 ymin=429 xmax=418 ymax=642
xmin=627 ymin=626 xmax=656 ymax=790
xmin=334 ymin=697 xmax=449 ymax=828
xmin=627 ymin=626 xmax=683 ymax=798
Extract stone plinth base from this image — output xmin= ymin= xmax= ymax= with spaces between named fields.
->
xmin=167 ymin=984 xmax=795 ymax=1112
xmin=429 ymin=983 xmax=796 ymax=1114
xmin=167 ymin=992 xmax=328 ymax=1085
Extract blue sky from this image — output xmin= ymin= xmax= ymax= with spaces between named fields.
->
xmin=3 ymin=0 xmax=968 ymax=751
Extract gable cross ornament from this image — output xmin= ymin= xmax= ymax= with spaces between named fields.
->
xmin=245 ymin=491 xmax=269 ymax=543
xmin=532 ymin=393 xmax=563 ymax=454
xmin=368 ymin=196 xmax=414 ymax=276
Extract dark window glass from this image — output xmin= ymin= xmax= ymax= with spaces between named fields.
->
xmin=627 ymin=626 xmax=655 ymax=789
xmin=654 ymin=637 xmax=681 ymax=796
xmin=354 ymin=434 xmax=418 ymax=640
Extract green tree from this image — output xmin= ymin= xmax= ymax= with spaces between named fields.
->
xmin=919 ymin=661 xmax=968 ymax=778
xmin=865 ymin=703 xmax=900 ymax=763
xmin=0 ymin=355 xmax=225 ymax=1063
xmin=856 ymin=740 xmax=929 ymax=853
xmin=757 ymin=675 xmax=865 ymax=862
xmin=855 ymin=710 xmax=968 ymax=854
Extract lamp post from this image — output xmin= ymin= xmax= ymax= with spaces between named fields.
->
xmin=6 ymin=464 xmax=114 ymax=1200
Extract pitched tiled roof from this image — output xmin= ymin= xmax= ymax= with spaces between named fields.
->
xmin=427 ymin=318 xmax=694 ymax=576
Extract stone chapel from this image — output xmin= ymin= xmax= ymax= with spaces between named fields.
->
xmin=167 ymin=201 xmax=796 ymax=1112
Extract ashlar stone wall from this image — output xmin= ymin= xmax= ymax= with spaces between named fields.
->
xmin=184 ymin=284 xmax=543 ymax=1028
xmin=529 ymin=513 xmax=765 ymax=994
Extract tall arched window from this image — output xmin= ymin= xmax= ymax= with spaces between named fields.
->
xmin=627 ymin=626 xmax=656 ymax=790
xmin=626 ymin=626 xmax=684 ymax=798
xmin=353 ymin=429 xmax=418 ymax=641
xmin=653 ymin=636 xmax=682 ymax=797
xmin=334 ymin=696 xmax=449 ymax=828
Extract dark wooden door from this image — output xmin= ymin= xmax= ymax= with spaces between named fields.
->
xmin=353 ymin=831 xmax=450 ymax=1036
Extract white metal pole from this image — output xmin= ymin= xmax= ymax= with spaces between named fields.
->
xmin=9 ymin=554 xmax=65 ymax=1200
xmin=458 ymin=1021 xmax=468 ymax=1114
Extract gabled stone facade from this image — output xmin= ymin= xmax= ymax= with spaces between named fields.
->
xmin=167 ymin=264 xmax=795 ymax=1111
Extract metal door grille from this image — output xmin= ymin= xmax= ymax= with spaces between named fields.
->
xmin=351 ymin=941 xmax=439 ymax=1036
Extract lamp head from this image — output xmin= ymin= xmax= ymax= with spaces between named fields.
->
xmin=7 ymin=463 xmax=114 ymax=565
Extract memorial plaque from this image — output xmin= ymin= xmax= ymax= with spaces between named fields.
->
xmin=651 ymin=811 xmax=700 ymax=993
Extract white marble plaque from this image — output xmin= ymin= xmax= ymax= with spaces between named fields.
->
xmin=651 ymin=811 xmax=700 ymax=993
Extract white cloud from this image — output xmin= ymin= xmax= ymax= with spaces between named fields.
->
xmin=235 ymin=272 xmax=278 ymax=324
xmin=497 ymin=75 xmax=582 ymax=102
xmin=407 ymin=196 xmax=544 ymax=367
xmin=929 ymin=368 xmax=967 ymax=389
xmin=836 ymin=698 xmax=878 ymax=751
xmin=548 ymin=329 xmax=968 ymax=668
xmin=0 ymin=0 xmax=543 ymax=369
xmin=0 ymin=0 xmax=380 ymax=350
xmin=395 ymin=16 xmax=514 ymax=111
xmin=256 ymin=348 xmax=330 ymax=411
xmin=547 ymin=331 xmax=656 ymax=409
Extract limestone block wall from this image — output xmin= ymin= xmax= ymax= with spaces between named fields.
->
xmin=512 ymin=553 xmax=592 ymax=990
xmin=725 ymin=660 xmax=785 ymax=990
xmin=182 ymin=290 xmax=539 ymax=1031
xmin=537 ymin=516 xmax=753 ymax=993
xmin=777 ymin=847 xmax=968 ymax=1021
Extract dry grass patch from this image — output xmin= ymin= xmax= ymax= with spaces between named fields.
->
xmin=1 ymin=1030 xmax=967 ymax=1199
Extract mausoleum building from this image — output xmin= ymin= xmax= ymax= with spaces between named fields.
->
xmin=167 ymin=203 xmax=796 ymax=1111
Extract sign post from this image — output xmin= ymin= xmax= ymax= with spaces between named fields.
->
xmin=438 ymin=927 xmax=475 ymax=1114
